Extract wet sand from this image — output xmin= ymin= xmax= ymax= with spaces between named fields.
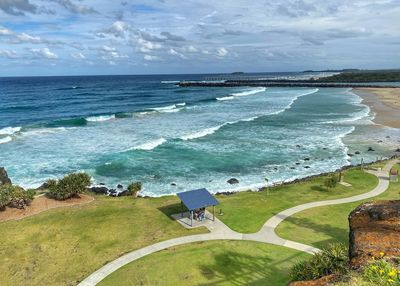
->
xmin=354 ymin=88 xmax=400 ymax=129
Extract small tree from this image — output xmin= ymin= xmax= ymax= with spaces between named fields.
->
xmin=127 ymin=182 xmax=142 ymax=198
xmin=324 ymin=175 xmax=338 ymax=189
xmin=47 ymin=172 xmax=91 ymax=200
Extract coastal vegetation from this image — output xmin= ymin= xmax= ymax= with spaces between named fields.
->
xmin=0 ymin=164 xmax=394 ymax=285
xmin=47 ymin=172 xmax=91 ymax=200
xmin=127 ymin=181 xmax=142 ymax=197
xmin=0 ymin=184 xmax=34 ymax=210
xmin=289 ymin=243 xmax=348 ymax=282
xmin=315 ymin=70 xmax=400 ymax=83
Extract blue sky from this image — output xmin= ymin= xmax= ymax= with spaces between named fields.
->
xmin=0 ymin=0 xmax=399 ymax=76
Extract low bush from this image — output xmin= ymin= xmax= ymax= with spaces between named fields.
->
xmin=324 ymin=175 xmax=339 ymax=189
xmin=127 ymin=182 xmax=142 ymax=197
xmin=47 ymin=172 xmax=91 ymax=200
xmin=363 ymin=253 xmax=400 ymax=286
xmin=290 ymin=243 xmax=348 ymax=282
xmin=0 ymin=184 xmax=35 ymax=209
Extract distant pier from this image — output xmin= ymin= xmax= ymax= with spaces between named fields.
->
xmin=178 ymin=81 xmax=399 ymax=88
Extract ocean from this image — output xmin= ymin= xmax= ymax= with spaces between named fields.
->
xmin=0 ymin=73 xmax=399 ymax=196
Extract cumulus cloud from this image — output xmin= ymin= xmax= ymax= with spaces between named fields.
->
xmin=30 ymin=47 xmax=58 ymax=59
xmin=0 ymin=26 xmax=13 ymax=35
xmin=217 ymin=47 xmax=228 ymax=57
xmin=71 ymin=52 xmax=85 ymax=59
xmin=143 ymin=54 xmax=159 ymax=61
xmin=100 ymin=45 xmax=128 ymax=60
xmin=0 ymin=49 xmax=18 ymax=58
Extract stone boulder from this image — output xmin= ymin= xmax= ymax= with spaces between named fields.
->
xmin=0 ymin=167 xmax=11 ymax=185
xmin=88 ymin=186 xmax=109 ymax=195
xmin=227 ymin=178 xmax=239 ymax=184
xmin=348 ymin=200 xmax=400 ymax=268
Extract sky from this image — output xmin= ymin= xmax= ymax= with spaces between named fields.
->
xmin=0 ymin=0 xmax=399 ymax=76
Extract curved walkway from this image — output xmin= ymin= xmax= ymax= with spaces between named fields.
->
xmin=79 ymin=159 xmax=398 ymax=286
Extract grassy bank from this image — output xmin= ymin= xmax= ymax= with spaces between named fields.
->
xmin=276 ymin=164 xmax=399 ymax=248
xmin=98 ymin=241 xmax=310 ymax=286
xmin=216 ymin=168 xmax=378 ymax=233
xmin=0 ymin=195 xmax=206 ymax=286
xmin=0 ymin=167 xmax=380 ymax=285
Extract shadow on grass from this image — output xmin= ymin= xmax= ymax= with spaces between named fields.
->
xmin=282 ymin=215 xmax=349 ymax=248
xmin=311 ymin=185 xmax=329 ymax=192
xmin=157 ymin=203 xmax=186 ymax=221
xmin=197 ymin=249 xmax=306 ymax=286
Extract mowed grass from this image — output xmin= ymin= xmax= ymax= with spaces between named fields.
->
xmin=98 ymin=241 xmax=310 ymax=286
xmin=216 ymin=168 xmax=378 ymax=233
xmin=0 ymin=195 xmax=207 ymax=286
xmin=276 ymin=164 xmax=400 ymax=248
xmin=0 ymin=167 xmax=380 ymax=285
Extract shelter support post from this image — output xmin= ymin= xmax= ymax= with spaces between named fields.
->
xmin=190 ymin=210 xmax=193 ymax=227
xmin=213 ymin=205 xmax=215 ymax=221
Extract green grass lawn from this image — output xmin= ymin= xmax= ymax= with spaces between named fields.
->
xmin=98 ymin=241 xmax=310 ymax=286
xmin=216 ymin=168 xmax=378 ymax=233
xmin=0 ymin=167 xmax=381 ymax=285
xmin=276 ymin=164 xmax=400 ymax=248
xmin=0 ymin=195 xmax=207 ymax=286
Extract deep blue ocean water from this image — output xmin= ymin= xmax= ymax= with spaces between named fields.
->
xmin=0 ymin=73 xmax=399 ymax=195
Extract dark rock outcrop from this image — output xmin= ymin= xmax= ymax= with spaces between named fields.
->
xmin=88 ymin=186 xmax=109 ymax=194
xmin=367 ymin=147 xmax=375 ymax=152
xmin=227 ymin=178 xmax=239 ymax=184
xmin=348 ymin=200 xmax=400 ymax=268
xmin=0 ymin=167 xmax=11 ymax=185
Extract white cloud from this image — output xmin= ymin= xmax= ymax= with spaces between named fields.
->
xmin=17 ymin=33 xmax=42 ymax=43
xmin=217 ymin=47 xmax=228 ymax=57
xmin=0 ymin=49 xmax=18 ymax=59
xmin=0 ymin=26 xmax=13 ymax=36
xmin=30 ymin=47 xmax=58 ymax=59
xmin=71 ymin=52 xmax=85 ymax=59
xmin=143 ymin=54 xmax=159 ymax=61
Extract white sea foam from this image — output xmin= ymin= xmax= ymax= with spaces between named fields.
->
xmin=151 ymin=104 xmax=177 ymax=111
xmin=21 ymin=127 xmax=68 ymax=137
xmin=176 ymin=102 xmax=186 ymax=107
xmin=86 ymin=114 xmax=115 ymax=122
xmin=231 ymin=87 xmax=266 ymax=97
xmin=180 ymin=126 xmax=222 ymax=140
xmin=216 ymin=96 xmax=235 ymax=101
xmin=0 ymin=126 xmax=21 ymax=135
xmin=161 ymin=80 xmax=180 ymax=84
xmin=133 ymin=138 xmax=167 ymax=150
xmin=0 ymin=136 xmax=12 ymax=144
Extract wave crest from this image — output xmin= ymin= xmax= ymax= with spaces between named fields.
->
xmin=0 ymin=126 xmax=21 ymax=135
xmin=86 ymin=114 xmax=116 ymax=122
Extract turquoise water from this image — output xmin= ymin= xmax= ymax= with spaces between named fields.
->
xmin=0 ymin=75 xmax=398 ymax=195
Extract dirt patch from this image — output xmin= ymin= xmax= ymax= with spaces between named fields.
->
xmin=0 ymin=194 xmax=94 ymax=222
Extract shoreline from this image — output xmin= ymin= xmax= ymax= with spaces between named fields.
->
xmin=353 ymin=87 xmax=400 ymax=129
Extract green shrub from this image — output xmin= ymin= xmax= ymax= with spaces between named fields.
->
xmin=324 ymin=175 xmax=339 ymax=189
xmin=0 ymin=184 xmax=34 ymax=209
xmin=0 ymin=185 xmax=11 ymax=210
xmin=290 ymin=243 xmax=348 ymax=282
xmin=127 ymin=182 xmax=142 ymax=197
xmin=363 ymin=254 xmax=400 ymax=286
xmin=47 ymin=172 xmax=91 ymax=200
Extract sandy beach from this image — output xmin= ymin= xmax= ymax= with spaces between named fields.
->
xmin=354 ymin=88 xmax=400 ymax=128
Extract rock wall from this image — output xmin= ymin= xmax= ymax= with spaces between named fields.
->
xmin=0 ymin=167 xmax=11 ymax=185
xmin=349 ymin=200 xmax=400 ymax=268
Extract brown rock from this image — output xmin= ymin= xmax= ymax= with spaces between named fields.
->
xmin=348 ymin=200 xmax=400 ymax=268
xmin=288 ymin=274 xmax=338 ymax=286
xmin=0 ymin=167 xmax=11 ymax=185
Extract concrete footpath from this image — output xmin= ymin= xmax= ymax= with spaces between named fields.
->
xmin=78 ymin=159 xmax=398 ymax=286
